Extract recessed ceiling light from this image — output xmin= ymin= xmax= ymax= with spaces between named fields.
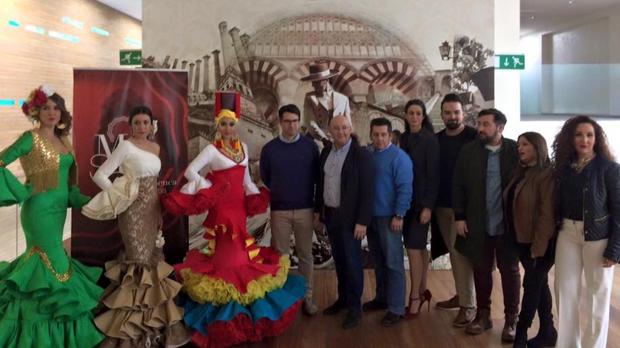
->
xmin=568 ymin=0 xmax=574 ymax=4
xmin=530 ymin=15 xmax=535 ymax=20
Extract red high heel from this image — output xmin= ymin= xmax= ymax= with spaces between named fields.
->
xmin=405 ymin=297 xmax=421 ymax=319
xmin=418 ymin=289 xmax=432 ymax=313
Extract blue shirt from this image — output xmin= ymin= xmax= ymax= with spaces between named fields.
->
xmin=279 ymin=133 xmax=300 ymax=143
xmin=370 ymin=143 xmax=413 ymax=217
xmin=485 ymin=148 xmax=504 ymax=236
xmin=323 ymin=138 xmax=352 ymax=208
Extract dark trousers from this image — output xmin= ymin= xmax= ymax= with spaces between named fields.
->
xmin=516 ymin=242 xmax=554 ymax=334
xmin=473 ymin=234 xmax=521 ymax=318
xmin=324 ymin=207 xmax=364 ymax=313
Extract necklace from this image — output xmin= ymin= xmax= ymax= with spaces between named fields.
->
xmin=215 ymin=138 xmax=244 ymax=163
xmin=571 ymin=155 xmax=595 ymax=173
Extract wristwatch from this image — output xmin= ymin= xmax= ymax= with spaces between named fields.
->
xmin=394 ymin=214 xmax=404 ymax=220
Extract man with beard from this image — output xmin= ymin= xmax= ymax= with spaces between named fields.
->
xmin=452 ymin=108 xmax=520 ymax=343
xmin=434 ymin=93 xmax=478 ymax=329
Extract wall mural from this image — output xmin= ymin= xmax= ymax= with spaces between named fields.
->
xmin=143 ymin=9 xmax=494 ymax=268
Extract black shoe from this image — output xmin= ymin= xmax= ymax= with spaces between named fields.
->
xmin=342 ymin=310 xmax=361 ymax=329
xmin=527 ymin=326 xmax=557 ymax=347
xmin=380 ymin=311 xmax=403 ymax=327
xmin=362 ymin=299 xmax=388 ymax=312
xmin=323 ymin=300 xmax=346 ymax=316
xmin=513 ymin=325 xmax=528 ymax=348
xmin=501 ymin=316 xmax=517 ymax=343
xmin=513 ymin=332 xmax=527 ymax=348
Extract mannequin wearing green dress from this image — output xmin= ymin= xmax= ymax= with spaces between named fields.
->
xmin=0 ymin=91 xmax=104 ymax=347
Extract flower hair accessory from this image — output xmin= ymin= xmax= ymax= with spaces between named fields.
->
xmin=148 ymin=119 xmax=159 ymax=140
xmin=21 ymin=84 xmax=55 ymax=121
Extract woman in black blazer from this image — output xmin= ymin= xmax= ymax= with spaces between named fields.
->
xmin=552 ymin=115 xmax=620 ymax=348
xmin=399 ymin=99 xmax=439 ymax=317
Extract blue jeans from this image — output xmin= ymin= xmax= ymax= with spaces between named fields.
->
xmin=324 ymin=207 xmax=364 ymax=313
xmin=367 ymin=216 xmax=405 ymax=315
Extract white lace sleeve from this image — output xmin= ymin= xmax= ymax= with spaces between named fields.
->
xmin=242 ymin=143 xmax=260 ymax=195
xmin=93 ymin=141 xmax=129 ymax=190
xmin=180 ymin=144 xmax=213 ymax=194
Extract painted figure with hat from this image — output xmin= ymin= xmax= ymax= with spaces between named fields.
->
xmin=161 ymin=91 xmax=306 ymax=347
xmin=302 ymin=62 xmax=352 ymax=141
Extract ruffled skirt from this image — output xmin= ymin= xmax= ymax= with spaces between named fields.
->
xmin=95 ymin=259 xmax=189 ymax=348
xmin=93 ymin=177 xmax=190 ymax=347
xmin=0 ymin=251 xmax=104 ymax=348
xmin=161 ymin=171 xmax=305 ymax=348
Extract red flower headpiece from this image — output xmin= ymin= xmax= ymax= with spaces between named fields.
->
xmin=21 ymin=84 xmax=55 ymax=121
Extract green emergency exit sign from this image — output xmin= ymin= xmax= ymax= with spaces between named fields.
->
xmin=496 ymin=54 xmax=525 ymax=70
xmin=119 ymin=49 xmax=142 ymax=66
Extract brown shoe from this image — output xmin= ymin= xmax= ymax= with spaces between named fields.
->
xmin=501 ymin=316 xmax=517 ymax=342
xmin=453 ymin=307 xmax=476 ymax=328
xmin=465 ymin=309 xmax=492 ymax=335
xmin=436 ymin=294 xmax=459 ymax=310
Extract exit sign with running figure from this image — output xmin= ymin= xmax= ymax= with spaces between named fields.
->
xmin=495 ymin=54 xmax=525 ymax=70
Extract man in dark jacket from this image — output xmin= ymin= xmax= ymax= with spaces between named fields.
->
xmin=452 ymin=108 xmax=520 ymax=342
xmin=315 ymin=115 xmax=375 ymax=329
xmin=433 ymin=93 xmax=478 ymax=328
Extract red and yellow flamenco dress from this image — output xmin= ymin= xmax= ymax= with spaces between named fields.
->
xmin=162 ymin=141 xmax=305 ymax=348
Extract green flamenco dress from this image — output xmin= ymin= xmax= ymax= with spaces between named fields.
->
xmin=0 ymin=131 xmax=104 ymax=348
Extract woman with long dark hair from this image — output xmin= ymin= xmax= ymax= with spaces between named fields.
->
xmin=553 ymin=115 xmax=619 ymax=348
xmin=83 ymin=106 xmax=190 ymax=347
xmin=399 ymin=99 xmax=439 ymax=317
xmin=503 ymin=132 xmax=556 ymax=347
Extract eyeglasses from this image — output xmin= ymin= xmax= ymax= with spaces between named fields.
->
xmin=280 ymin=119 xmax=299 ymax=124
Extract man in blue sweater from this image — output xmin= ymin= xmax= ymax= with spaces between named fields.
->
xmin=363 ymin=117 xmax=413 ymax=327
xmin=260 ymin=104 xmax=320 ymax=315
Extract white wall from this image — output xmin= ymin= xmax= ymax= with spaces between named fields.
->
xmin=521 ymin=24 xmax=614 ymax=116
xmin=494 ymin=0 xmax=520 ymax=138
xmin=547 ymin=19 xmax=611 ymax=115
xmin=498 ymin=0 xmax=620 ymax=156
xmin=521 ymin=7 xmax=620 ymax=117
xmin=519 ymin=34 xmax=542 ymax=115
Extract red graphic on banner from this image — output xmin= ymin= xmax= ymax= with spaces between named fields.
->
xmin=72 ymin=69 xmax=189 ymax=266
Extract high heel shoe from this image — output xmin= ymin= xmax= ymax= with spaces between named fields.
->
xmin=418 ymin=289 xmax=432 ymax=313
xmin=405 ymin=297 xmax=421 ymax=319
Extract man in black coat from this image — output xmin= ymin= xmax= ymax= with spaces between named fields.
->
xmin=314 ymin=115 xmax=375 ymax=329
xmin=452 ymin=108 xmax=520 ymax=342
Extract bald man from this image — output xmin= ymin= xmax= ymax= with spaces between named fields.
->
xmin=314 ymin=115 xmax=375 ymax=329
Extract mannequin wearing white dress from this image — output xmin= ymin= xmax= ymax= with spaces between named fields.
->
xmin=83 ymin=139 xmax=189 ymax=348
xmin=180 ymin=142 xmax=259 ymax=196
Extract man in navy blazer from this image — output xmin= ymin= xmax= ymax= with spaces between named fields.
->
xmin=315 ymin=115 xmax=375 ymax=329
